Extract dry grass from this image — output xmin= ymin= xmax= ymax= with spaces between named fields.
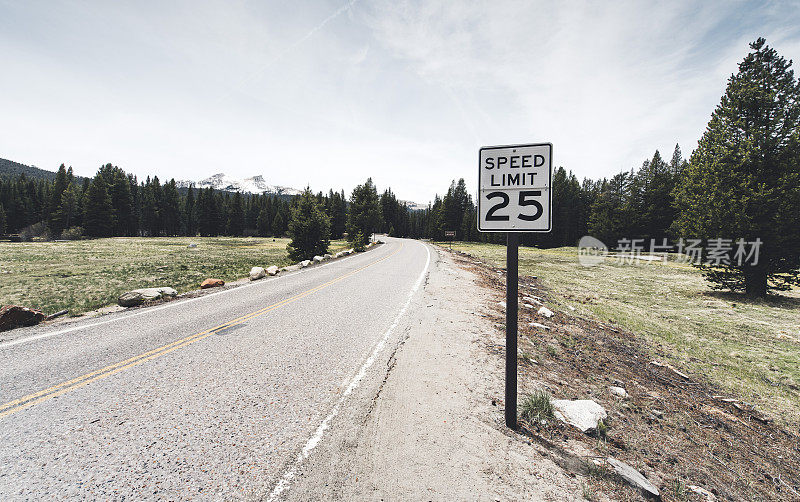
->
xmin=445 ymin=242 xmax=800 ymax=425
xmin=0 ymin=237 xmax=351 ymax=316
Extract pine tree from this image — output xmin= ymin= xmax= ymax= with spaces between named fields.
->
xmin=161 ymin=179 xmax=181 ymax=236
xmin=347 ymin=178 xmax=383 ymax=245
xmin=287 ymin=188 xmax=331 ymax=260
xmin=226 ymin=191 xmax=245 ymax=236
xmin=0 ymin=202 xmax=6 ymax=234
xmin=47 ymin=164 xmax=69 ymax=234
xmin=674 ymin=38 xmax=800 ymax=296
xmin=83 ymin=173 xmax=115 ymax=237
xmin=272 ymin=211 xmax=285 ymax=237
xmin=54 ymin=182 xmax=81 ymax=231
xmin=184 ymin=185 xmax=196 ymax=236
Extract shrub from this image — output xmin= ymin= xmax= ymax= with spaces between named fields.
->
xmin=60 ymin=226 xmax=84 ymax=240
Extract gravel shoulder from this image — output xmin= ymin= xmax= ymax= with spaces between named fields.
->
xmin=284 ymin=246 xmax=582 ymax=500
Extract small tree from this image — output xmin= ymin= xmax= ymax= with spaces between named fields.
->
xmin=674 ymin=38 xmax=800 ymax=297
xmin=347 ymin=178 xmax=383 ymax=243
xmin=287 ymin=188 xmax=331 ymax=261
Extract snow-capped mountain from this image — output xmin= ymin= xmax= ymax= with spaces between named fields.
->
xmin=176 ymin=173 xmax=301 ymax=196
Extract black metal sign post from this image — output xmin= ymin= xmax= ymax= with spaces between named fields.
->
xmin=505 ymin=232 xmax=519 ymax=429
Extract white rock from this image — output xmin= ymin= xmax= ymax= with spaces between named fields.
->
xmin=187 ymin=243 xmax=197 ymax=248
xmin=529 ymin=322 xmax=550 ymax=330
xmin=688 ymin=485 xmax=716 ymax=501
xmin=266 ymin=265 xmax=279 ymax=276
xmin=537 ymin=306 xmax=554 ymax=318
xmin=249 ymin=266 xmax=266 ymax=281
xmin=281 ymin=264 xmax=301 ymax=272
xmin=498 ymin=301 xmax=506 ymax=308
xmin=609 ymin=386 xmax=628 ymax=398
xmin=323 ymin=254 xmax=333 ymax=260
xmin=299 ymin=260 xmax=311 ymax=268
xmin=607 ymin=457 xmax=660 ymax=499
xmin=552 ymin=399 xmax=607 ymax=433
xmin=118 ymin=287 xmax=177 ymax=307
xmin=335 ymin=251 xmax=346 ymax=258
xmin=313 ymin=255 xmax=324 ymax=263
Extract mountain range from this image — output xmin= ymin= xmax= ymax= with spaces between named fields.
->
xmin=175 ymin=173 xmax=302 ymax=196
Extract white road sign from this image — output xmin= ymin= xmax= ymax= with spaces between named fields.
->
xmin=477 ymin=143 xmax=552 ymax=232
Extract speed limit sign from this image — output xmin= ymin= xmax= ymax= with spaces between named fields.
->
xmin=477 ymin=143 xmax=552 ymax=232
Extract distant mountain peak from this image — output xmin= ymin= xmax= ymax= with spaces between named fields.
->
xmin=176 ymin=173 xmax=301 ymax=195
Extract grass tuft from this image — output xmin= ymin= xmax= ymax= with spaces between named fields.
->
xmin=519 ymin=390 xmax=555 ymax=424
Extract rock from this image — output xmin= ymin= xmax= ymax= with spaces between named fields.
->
xmin=687 ymin=485 xmax=716 ymax=501
xmin=266 ymin=265 xmax=279 ymax=276
xmin=313 ymin=255 xmax=324 ymax=263
xmin=346 ymin=248 xmax=354 ymax=254
xmin=552 ymin=399 xmax=607 ymax=433
xmin=529 ymin=322 xmax=550 ymax=330
xmin=537 ymin=306 xmax=554 ymax=318
xmin=335 ymin=251 xmax=346 ymax=258
xmin=117 ymin=287 xmax=178 ymax=307
xmin=323 ymin=254 xmax=333 ymax=260
xmin=249 ymin=267 xmax=266 ymax=281
xmin=299 ymin=260 xmax=311 ymax=268
xmin=607 ymin=457 xmax=661 ymax=500
xmin=650 ymin=360 xmax=690 ymax=381
xmin=187 ymin=243 xmax=197 ymax=248
xmin=0 ymin=305 xmax=47 ymax=331
xmin=200 ymin=278 xmax=225 ymax=289
xmin=281 ymin=264 xmax=301 ymax=273
xmin=609 ymin=386 xmax=628 ymax=398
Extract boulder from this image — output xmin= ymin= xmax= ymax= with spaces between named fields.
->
xmin=187 ymin=243 xmax=197 ymax=248
xmin=118 ymin=287 xmax=178 ymax=307
xmin=249 ymin=267 xmax=266 ymax=281
xmin=323 ymin=254 xmax=333 ymax=260
xmin=335 ymin=251 xmax=346 ymax=258
xmin=609 ymin=386 xmax=628 ymax=398
xmin=266 ymin=265 xmax=279 ymax=276
xmin=537 ymin=306 xmax=554 ymax=318
xmin=281 ymin=264 xmax=301 ymax=273
xmin=0 ymin=305 xmax=47 ymax=331
xmin=313 ymin=255 xmax=324 ymax=263
xmin=299 ymin=260 xmax=311 ymax=268
xmin=200 ymin=278 xmax=225 ymax=289
xmin=607 ymin=457 xmax=661 ymax=500
xmin=552 ymin=399 xmax=607 ymax=433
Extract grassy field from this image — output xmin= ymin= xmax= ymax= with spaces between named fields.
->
xmin=444 ymin=242 xmax=800 ymax=424
xmin=0 ymin=237 xmax=352 ymax=316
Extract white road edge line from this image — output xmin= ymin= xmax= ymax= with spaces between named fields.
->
xmin=267 ymin=241 xmax=432 ymax=501
xmin=0 ymin=245 xmax=382 ymax=350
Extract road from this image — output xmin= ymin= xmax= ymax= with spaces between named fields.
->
xmin=0 ymin=237 xmax=431 ymax=500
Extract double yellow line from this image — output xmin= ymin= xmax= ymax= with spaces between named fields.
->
xmin=0 ymin=244 xmax=402 ymax=420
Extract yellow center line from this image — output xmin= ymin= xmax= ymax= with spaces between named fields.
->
xmin=0 ymin=243 xmax=403 ymax=420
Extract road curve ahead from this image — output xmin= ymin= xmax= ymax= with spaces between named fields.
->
xmin=0 ymin=237 xmax=431 ymax=500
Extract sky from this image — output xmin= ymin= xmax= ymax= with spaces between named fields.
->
xmin=1 ymin=0 xmax=800 ymax=204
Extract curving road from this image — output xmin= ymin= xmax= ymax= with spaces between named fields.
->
xmin=0 ymin=237 xmax=431 ymax=500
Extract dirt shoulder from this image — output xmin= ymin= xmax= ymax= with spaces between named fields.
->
xmin=285 ymin=245 xmax=583 ymax=500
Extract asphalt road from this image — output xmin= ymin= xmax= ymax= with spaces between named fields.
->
xmin=0 ymin=237 xmax=431 ymax=500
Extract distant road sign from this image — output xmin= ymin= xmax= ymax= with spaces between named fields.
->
xmin=444 ymin=230 xmax=456 ymax=238
xmin=477 ymin=143 xmax=552 ymax=232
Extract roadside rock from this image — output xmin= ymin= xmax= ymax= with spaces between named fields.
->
xmin=323 ymin=254 xmax=333 ymax=260
xmin=609 ymin=386 xmax=628 ymax=398
xmin=313 ymin=255 xmax=324 ymax=263
xmin=266 ymin=265 xmax=279 ymax=276
xmin=249 ymin=267 xmax=266 ymax=281
xmin=0 ymin=305 xmax=47 ymax=331
xmin=335 ymin=251 xmax=347 ymax=258
xmin=299 ymin=260 xmax=311 ymax=268
xmin=281 ymin=264 xmax=300 ymax=273
xmin=200 ymin=278 xmax=225 ymax=289
xmin=537 ymin=306 xmax=554 ymax=318
xmin=688 ymin=485 xmax=716 ymax=501
xmin=552 ymin=399 xmax=607 ymax=433
xmin=118 ymin=287 xmax=178 ymax=307
xmin=607 ymin=457 xmax=661 ymax=500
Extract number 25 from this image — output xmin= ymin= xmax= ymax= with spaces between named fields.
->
xmin=485 ymin=190 xmax=543 ymax=221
